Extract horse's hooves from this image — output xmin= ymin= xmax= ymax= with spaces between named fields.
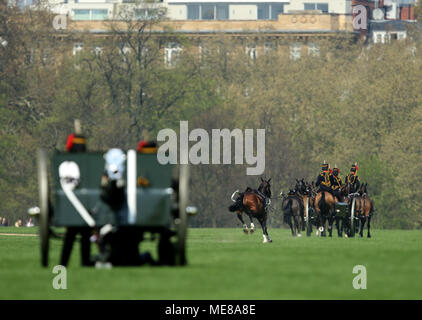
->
xmin=344 ymin=234 xmax=348 ymax=238
xmin=250 ymin=229 xmax=255 ymax=234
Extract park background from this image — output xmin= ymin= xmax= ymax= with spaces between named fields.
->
xmin=1 ymin=2 xmax=422 ymax=230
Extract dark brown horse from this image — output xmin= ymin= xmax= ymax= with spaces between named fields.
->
xmin=314 ymin=190 xmax=336 ymax=237
xmin=229 ymin=178 xmax=272 ymax=243
xmin=355 ymin=183 xmax=374 ymax=238
xmin=282 ymin=192 xmax=304 ymax=237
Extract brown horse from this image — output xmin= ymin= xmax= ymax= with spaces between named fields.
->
xmin=354 ymin=183 xmax=374 ymax=238
xmin=314 ymin=190 xmax=336 ymax=237
xmin=229 ymin=178 xmax=272 ymax=243
xmin=282 ymin=192 xmax=304 ymax=237
xmin=294 ymin=179 xmax=315 ymax=234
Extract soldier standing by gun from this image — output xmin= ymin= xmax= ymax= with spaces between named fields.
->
xmin=60 ymin=120 xmax=94 ymax=267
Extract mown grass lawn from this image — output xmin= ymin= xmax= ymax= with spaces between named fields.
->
xmin=0 ymin=227 xmax=421 ymax=299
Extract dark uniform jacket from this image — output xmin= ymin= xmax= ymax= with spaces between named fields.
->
xmin=331 ymin=175 xmax=343 ymax=190
xmin=345 ymin=173 xmax=360 ymax=193
xmin=316 ymin=171 xmax=333 ymax=188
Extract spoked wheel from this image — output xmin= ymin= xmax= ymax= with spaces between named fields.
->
xmin=37 ymin=149 xmax=50 ymax=267
xmin=305 ymin=200 xmax=312 ymax=237
xmin=174 ymin=164 xmax=189 ymax=266
xmin=349 ymin=198 xmax=356 ymax=238
xmin=306 ymin=210 xmax=313 ymax=237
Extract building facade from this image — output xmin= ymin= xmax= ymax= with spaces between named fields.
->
xmin=41 ymin=0 xmax=354 ymax=21
xmin=351 ymin=0 xmax=417 ymax=43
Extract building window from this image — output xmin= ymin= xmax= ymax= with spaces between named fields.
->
xmin=373 ymin=33 xmax=382 ymax=43
xmin=73 ymin=9 xmax=90 ymax=21
xmin=202 ymin=4 xmax=215 ymax=20
xmin=216 ymin=4 xmax=228 ymax=20
xmin=246 ymin=45 xmax=257 ymax=61
xmin=187 ymin=4 xmax=229 ymax=20
xmin=304 ymin=3 xmax=329 ymax=13
xmin=135 ymin=8 xmax=159 ymax=20
xmin=258 ymin=4 xmax=270 ymax=20
xmin=258 ymin=3 xmax=284 ymax=20
xmin=73 ymin=43 xmax=84 ymax=56
xmin=92 ymin=9 xmax=108 ymax=20
xmin=290 ymin=43 xmax=301 ymax=61
xmin=187 ymin=4 xmax=200 ymax=20
xmin=73 ymin=9 xmax=108 ymax=21
xmin=271 ymin=4 xmax=284 ymax=19
xmin=264 ymin=41 xmax=277 ymax=53
xmin=93 ymin=46 xmax=103 ymax=56
xmin=308 ymin=43 xmax=320 ymax=56
xmin=165 ymin=42 xmax=182 ymax=67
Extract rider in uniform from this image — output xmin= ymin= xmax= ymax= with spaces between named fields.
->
xmin=345 ymin=163 xmax=361 ymax=193
xmin=315 ymin=162 xmax=334 ymax=195
xmin=331 ymin=165 xmax=343 ymax=202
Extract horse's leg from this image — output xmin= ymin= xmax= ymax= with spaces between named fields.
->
xmin=359 ymin=216 xmax=366 ymax=238
xmin=263 ymin=215 xmax=272 ymax=242
xmin=259 ymin=216 xmax=272 ymax=243
xmin=328 ymin=214 xmax=334 ymax=238
xmin=248 ymin=214 xmax=255 ymax=234
xmin=336 ymin=216 xmax=342 ymax=238
xmin=237 ymin=212 xmax=248 ymax=234
xmin=294 ymin=213 xmax=301 ymax=237
xmin=289 ymin=214 xmax=295 ymax=237
xmin=367 ymin=215 xmax=371 ymax=238
xmin=321 ymin=216 xmax=327 ymax=237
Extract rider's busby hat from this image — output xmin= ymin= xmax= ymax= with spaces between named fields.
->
xmin=350 ymin=163 xmax=358 ymax=173
xmin=66 ymin=120 xmax=86 ymax=153
xmin=333 ymin=164 xmax=340 ymax=175
xmin=321 ymin=161 xmax=329 ymax=171
xmin=137 ymin=140 xmax=158 ymax=153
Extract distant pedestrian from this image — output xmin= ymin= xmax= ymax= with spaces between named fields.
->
xmin=26 ymin=218 xmax=34 ymax=227
xmin=14 ymin=219 xmax=23 ymax=227
xmin=1 ymin=217 xmax=8 ymax=227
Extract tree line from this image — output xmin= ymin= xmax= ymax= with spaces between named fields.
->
xmin=1 ymin=3 xmax=422 ymax=229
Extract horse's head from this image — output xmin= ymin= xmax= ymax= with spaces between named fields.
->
xmin=340 ymin=182 xmax=351 ymax=197
xmin=295 ymin=178 xmax=307 ymax=195
xmin=362 ymin=183 xmax=368 ymax=195
xmin=304 ymin=181 xmax=313 ymax=196
xmin=259 ymin=177 xmax=272 ymax=198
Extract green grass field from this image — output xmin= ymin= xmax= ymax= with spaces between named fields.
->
xmin=0 ymin=227 xmax=421 ymax=299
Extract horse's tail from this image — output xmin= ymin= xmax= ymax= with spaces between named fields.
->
xmin=319 ymin=191 xmax=325 ymax=211
xmin=228 ymin=201 xmax=242 ymax=212
xmin=229 ymin=194 xmax=243 ymax=212
xmin=283 ymin=198 xmax=293 ymax=224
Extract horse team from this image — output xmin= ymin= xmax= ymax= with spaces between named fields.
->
xmin=282 ymin=179 xmax=374 ymax=238
xmin=228 ymin=177 xmax=374 ymax=243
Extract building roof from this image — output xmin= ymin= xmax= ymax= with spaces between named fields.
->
xmin=369 ymin=19 xmax=416 ymax=32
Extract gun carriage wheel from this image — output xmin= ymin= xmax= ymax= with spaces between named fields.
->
xmin=37 ymin=149 xmax=50 ymax=267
